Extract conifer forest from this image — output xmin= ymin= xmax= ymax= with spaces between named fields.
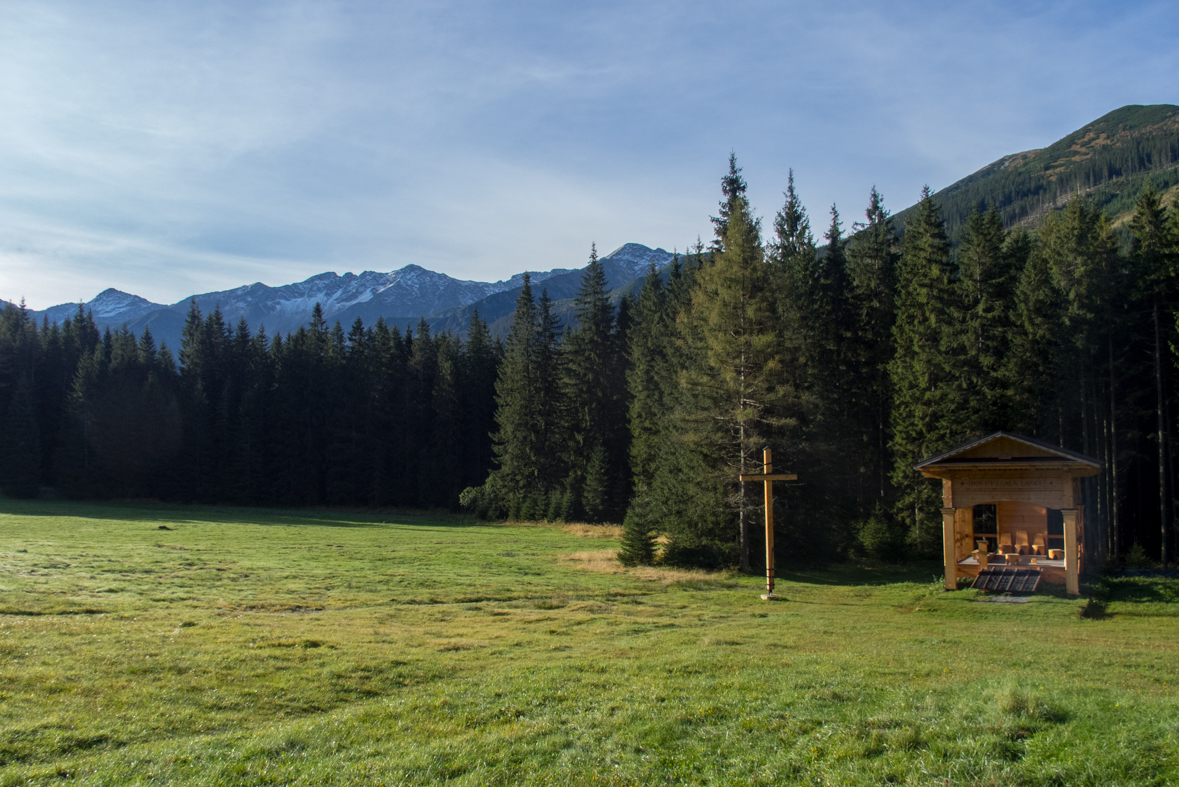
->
xmin=2 ymin=156 xmax=1177 ymax=574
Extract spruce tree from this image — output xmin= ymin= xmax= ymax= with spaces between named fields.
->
xmin=534 ymin=289 xmax=566 ymax=497
xmin=889 ymin=187 xmax=959 ymax=555
xmin=626 ymin=262 xmax=671 ymax=491
xmin=768 ymin=169 xmax=818 ymax=353
xmin=1130 ymin=188 xmax=1177 ymax=567
xmin=581 ymin=443 xmax=609 ymax=523
xmin=1005 ymin=232 xmax=1065 ymax=437
xmin=955 ymin=207 xmax=1017 ymax=432
xmin=563 ymin=244 xmax=625 ymax=519
xmin=618 ymin=487 xmax=657 ymax=566
xmin=676 ymin=167 xmax=785 ymax=568
xmin=710 ymin=153 xmax=748 ymax=249
xmin=485 ymin=275 xmax=565 ymax=518
xmin=847 ymin=187 xmax=899 ymax=507
xmin=459 ymin=310 xmax=501 ymax=493
xmin=429 ymin=336 xmax=463 ymax=507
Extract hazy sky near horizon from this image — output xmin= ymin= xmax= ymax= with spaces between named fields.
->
xmin=1 ymin=0 xmax=1176 ymax=309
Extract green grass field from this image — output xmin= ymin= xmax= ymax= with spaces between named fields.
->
xmin=0 ymin=499 xmax=1177 ymax=786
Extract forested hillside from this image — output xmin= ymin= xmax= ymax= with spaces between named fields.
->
xmin=1 ymin=141 xmax=1177 ymax=574
xmin=896 ymin=104 xmax=1179 ymax=240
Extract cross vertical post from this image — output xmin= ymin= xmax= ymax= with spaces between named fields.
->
xmin=763 ymin=447 xmax=775 ymax=597
xmin=738 ymin=454 xmax=795 ymax=601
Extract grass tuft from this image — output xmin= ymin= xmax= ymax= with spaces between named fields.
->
xmin=999 ymin=684 xmax=1066 ymax=723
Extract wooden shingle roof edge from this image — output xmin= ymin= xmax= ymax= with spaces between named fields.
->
xmin=913 ymin=431 xmax=1103 ymax=471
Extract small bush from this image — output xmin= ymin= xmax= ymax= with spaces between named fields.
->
xmin=1124 ymin=542 xmax=1159 ymax=570
xmin=545 ymin=489 xmax=564 ymax=522
xmin=459 ymin=485 xmax=493 ymax=520
xmin=618 ymin=493 xmax=657 ymax=567
xmin=858 ymin=505 xmax=905 ymax=562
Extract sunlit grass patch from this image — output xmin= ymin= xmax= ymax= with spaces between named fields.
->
xmin=560 ymin=523 xmax=623 ymax=539
xmin=557 ymin=548 xmax=733 ymax=587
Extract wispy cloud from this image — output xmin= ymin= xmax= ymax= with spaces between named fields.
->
xmin=1 ymin=0 xmax=1176 ymax=308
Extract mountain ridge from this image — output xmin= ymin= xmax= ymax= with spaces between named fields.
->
xmin=29 ymin=243 xmax=675 ymax=346
xmin=21 ymin=104 xmax=1179 ymax=345
xmin=896 ymin=103 xmax=1179 ymax=239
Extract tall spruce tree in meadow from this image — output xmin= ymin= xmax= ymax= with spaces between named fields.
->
xmin=889 ymin=187 xmax=960 ymax=555
xmin=268 ymin=306 xmax=335 ymax=506
xmin=847 ymin=187 xmax=899 ymax=507
xmin=763 ymin=172 xmax=848 ymax=557
xmin=673 ymin=164 xmax=786 ymax=569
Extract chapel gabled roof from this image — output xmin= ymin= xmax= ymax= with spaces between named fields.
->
xmin=913 ymin=431 xmax=1102 ymax=471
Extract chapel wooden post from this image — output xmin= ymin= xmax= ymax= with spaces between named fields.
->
xmin=1062 ymin=508 xmax=1080 ymax=596
xmin=941 ymin=508 xmax=957 ymax=591
xmin=739 ymin=448 xmax=796 ymax=600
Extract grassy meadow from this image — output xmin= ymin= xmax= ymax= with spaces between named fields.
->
xmin=0 ymin=500 xmax=1177 ymax=786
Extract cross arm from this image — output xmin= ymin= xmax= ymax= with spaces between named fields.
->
xmin=738 ymin=473 xmax=797 ymax=482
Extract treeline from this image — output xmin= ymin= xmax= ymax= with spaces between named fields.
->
xmin=0 ymin=305 xmax=500 ymax=508
xmin=2 ymin=155 xmax=1177 ymax=572
xmin=470 ymin=156 xmax=1179 ymax=571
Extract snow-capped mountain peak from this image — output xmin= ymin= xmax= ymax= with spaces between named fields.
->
xmin=25 ymin=242 xmax=671 ymax=347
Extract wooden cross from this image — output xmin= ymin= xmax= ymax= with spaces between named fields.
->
xmin=739 ymin=448 xmax=796 ymax=599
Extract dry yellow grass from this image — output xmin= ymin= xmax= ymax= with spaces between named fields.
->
xmin=560 ymin=523 xmax=623 ymax=539
xmin=559 ymin=548 xmax=732 ymax=585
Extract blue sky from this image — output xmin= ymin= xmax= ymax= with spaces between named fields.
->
xmin=1 ymin=0 xmax=1176 ymax=309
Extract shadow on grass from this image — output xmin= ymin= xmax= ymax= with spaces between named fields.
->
xmin=0 ymin=497 xmax=485 ymax=531
xmin=776 ymin=560 xmax=944 ymax=588
xmin=1095 ymin=576 xmax=1179 ymax=604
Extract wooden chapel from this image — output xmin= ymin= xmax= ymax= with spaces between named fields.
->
xmin=914 ymin=432 xmax=1102 ymax=595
